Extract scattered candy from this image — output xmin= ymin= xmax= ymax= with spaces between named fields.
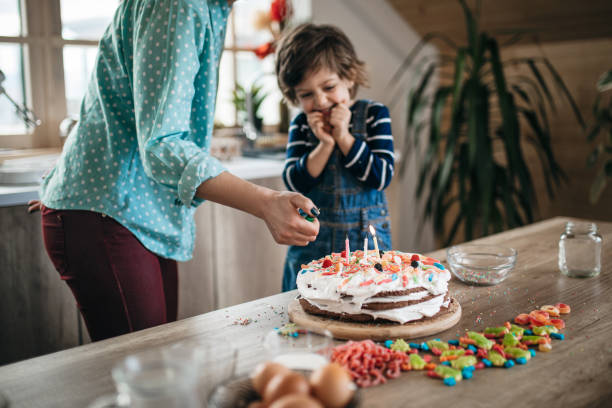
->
xmin=528 ymin=310 xmax=550 ymax=326
xmin=538 ymin=342 xmax=553 ymax=352
xmin=324 ymin=301 xmax=571 ymax=388
xmin=549 ymin=319 xmax=566 ymax=330
xmin=555 ymin=303 xmax=571 ymax=314
xmin=504 ymin=347 xmax=531 ymax=361
xmin=540 ymin=305 xmax=560 ymax=317
xmin=514 ymin=313 xmax=530 ymax=325
xmin=443 ymin=377 xmax=457 ymax=386
xmin=533 ymin=325 xmax=558 ymax=336
xmin=461 ymin=368 xmax=473 ymax=379
xmin=450 ymin=356 xmax=477 ymax=370
xmin=435 ymin=365 xmax=462 ymax=381
xmin=510 ymin=324 xmax=525 ymax=338
xmin=390 ymin=338 xmax=411 ymax=352
xmin=484 ymin=326 xmax=510 ymax=338
xmin=409 ymin=353 xmax=427 ymax=370
xmin=487 ymin=351 xmax=507 ymax=367
xmin=502 ymin=333 xmax=520 ymax=347
xmin=461 ymin=332 xmax=494 ymax=350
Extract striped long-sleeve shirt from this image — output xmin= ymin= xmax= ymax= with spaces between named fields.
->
xmin=283 ymin=101 xmax=395 ymax=194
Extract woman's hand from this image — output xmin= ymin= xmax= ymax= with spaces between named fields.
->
xmin=27 ymin=200 xmax=42 ymax=213
xmin=260 ymin=191 xmax=319 ymax=246
xmin=195 ymin=172 xmax=318 ymax=246
xmin=306 ymin=111 xmax=335 ymax=147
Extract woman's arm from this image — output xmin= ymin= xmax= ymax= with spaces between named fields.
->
xmin=196 ymin=172 xmax=319 ymax=246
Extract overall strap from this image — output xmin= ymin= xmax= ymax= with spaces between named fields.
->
xmin=350 ymin=100 xmax=370 ymax=141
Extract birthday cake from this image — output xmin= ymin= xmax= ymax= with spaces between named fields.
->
xmin=296 ymin=250 xmax=452 ymax=324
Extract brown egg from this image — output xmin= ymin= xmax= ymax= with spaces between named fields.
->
xmin=268 ymin=394 xmax=324 ymax=408
xmin=310 ymin=363 xmax=355 ymax=408
xmin=251 ymin=361 xmax=290 ymax=395
xmin=263 ymin=371 xmax=310 ymax=404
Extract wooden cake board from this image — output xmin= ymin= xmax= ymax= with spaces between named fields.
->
xmin=288 ymin=298 xmax=462 ymax=341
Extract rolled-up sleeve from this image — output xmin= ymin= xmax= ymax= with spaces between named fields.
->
xmin=132 ymin=0 xmax=225 ymax=207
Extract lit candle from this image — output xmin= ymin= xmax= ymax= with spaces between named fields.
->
xmin=363 ymin=237 xmax=368 ymax=259
xmin=369 ymin=225 xmax=380 ymax=259
xmin=345 ymin=234 xmax=350 ymax=262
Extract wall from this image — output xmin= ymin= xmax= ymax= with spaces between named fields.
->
xmin=502 ymin=38 xmax=612 ymax=223
xmin=310 ymin=0 xmax=437 ymax=253
xmin=384 ymin=0 xmax=612 ymax=238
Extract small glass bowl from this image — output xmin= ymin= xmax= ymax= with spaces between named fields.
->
xmin=262 ymin=325 xmax=333 ymax=371
xmin=446 ymin=244 xmax=517 ymax=285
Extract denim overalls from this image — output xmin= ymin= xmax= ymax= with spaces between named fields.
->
xmin=282 ymin=100 xmax=392 ymax=291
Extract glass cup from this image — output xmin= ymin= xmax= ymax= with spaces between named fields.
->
xmin=164 ymin=336 xmax=238 ymax=406
xmin=262 ymin=325 xmax=333 ymax=370
xmin=87 ymin=348 xmax=201 ymax=408
xmin=559 ymin=221 xmax=602 ymax=278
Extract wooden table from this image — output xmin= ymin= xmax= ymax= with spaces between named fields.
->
xmin=1 ymin=217 xmax=611 ymax=408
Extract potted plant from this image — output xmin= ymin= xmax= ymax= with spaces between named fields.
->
xmin=232 ymin=82 xmax=269 ymax=133
xmin=586 ymin=70 xmax=612 ymax=204
xmin=391 ymin=0 xmax=585 ymax=246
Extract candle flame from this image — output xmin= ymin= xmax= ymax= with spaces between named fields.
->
xmin=369 ymin=224 xmax=376 ymax=236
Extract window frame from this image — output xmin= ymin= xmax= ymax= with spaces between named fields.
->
xmin=0 ymin=0 xmax=101 ymax=149
xmin=0 ymin=0 xmax=283 ymax=149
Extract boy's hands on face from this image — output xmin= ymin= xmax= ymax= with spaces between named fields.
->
xmin=306 ymin=111 xmax=335 ymax=147
xmin=328 ymin=102 xmax=351 ymax=142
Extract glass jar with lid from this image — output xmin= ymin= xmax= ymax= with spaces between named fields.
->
xmin=558 ymin=221 xmax=602 ymax=278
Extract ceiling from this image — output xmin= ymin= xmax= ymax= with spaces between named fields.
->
xmin=386 ymin=0 xmax=612 ymax=46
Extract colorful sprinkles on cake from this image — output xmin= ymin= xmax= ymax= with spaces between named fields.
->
xmin=298 ymin=250 xmax=448 ymax=289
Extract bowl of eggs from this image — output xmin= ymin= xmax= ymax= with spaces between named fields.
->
xmin=208 ymin=360 xmax=360 ymax=408
xmin=208 ymin=326 xmax=359 ymax=407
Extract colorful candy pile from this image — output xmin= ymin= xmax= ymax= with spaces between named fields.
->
xmin=329 ymin=302 xmax=570 ymax=387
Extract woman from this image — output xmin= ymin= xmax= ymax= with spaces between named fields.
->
xmin=29 ymin=0 xmax=319 ymax=341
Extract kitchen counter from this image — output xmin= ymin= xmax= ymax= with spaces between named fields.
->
xmin=0 ymin=156 xmax=285 ymax=207
xmin=1 ymin=217 xmax=610 ymax=407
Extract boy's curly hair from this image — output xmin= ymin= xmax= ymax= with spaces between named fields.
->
xmin=275 ymin=23 xmax=369 ymax=105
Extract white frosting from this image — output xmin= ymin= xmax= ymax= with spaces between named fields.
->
xmin=296 ymin=250 xmax=451 ymax=324
xmin=304 ymin=294 xmax=450 ymax=324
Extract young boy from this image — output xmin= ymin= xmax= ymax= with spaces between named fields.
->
xmin=276 ymin=23 xmax=395 ymax=291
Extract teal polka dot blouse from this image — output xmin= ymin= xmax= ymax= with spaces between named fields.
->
xmin=41 ymin=0 xmax=231 ymax=261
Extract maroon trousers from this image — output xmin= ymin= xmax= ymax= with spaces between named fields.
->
xmin=41 ymin=206 xmax=178 ymax=341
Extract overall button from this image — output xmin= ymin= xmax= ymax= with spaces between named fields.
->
xmin=380 ymin=209 xmax=386 ymax=216
xmin=382 ymin=222 xmax=389 ymax=229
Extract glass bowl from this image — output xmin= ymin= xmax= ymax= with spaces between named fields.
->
xmin=446 ymin=244 xmax=517 ymax=285
xmin=262 ymin=325 xmax=333 ymax=370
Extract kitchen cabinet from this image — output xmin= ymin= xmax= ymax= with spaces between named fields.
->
xmin=0 ymin=175 xmax=287 ymax=364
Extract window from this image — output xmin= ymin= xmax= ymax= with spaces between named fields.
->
xmin=60 ymin=0 xmax=119 ymax=117
xmin=0 ymin=0 xmax=28 ymax=139
xmin=0 ymin=0 xmax=299 ymax=150
xmin=0 ymin=0 xmax=117 ymax=149
xmin=215 ymin=0 xmax=283 ymax=129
